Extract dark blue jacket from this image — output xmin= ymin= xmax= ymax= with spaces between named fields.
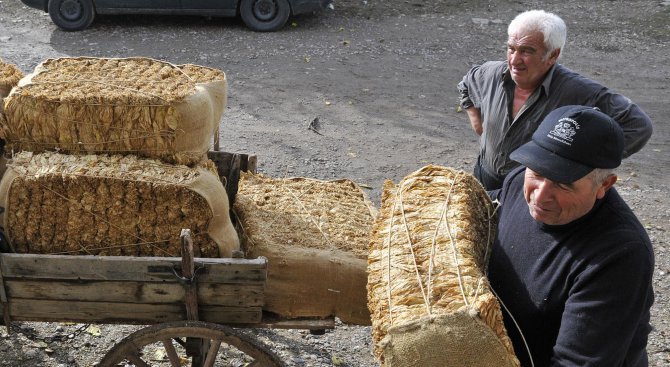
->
xmin=488 ymin=167 xmax=654 ymax=367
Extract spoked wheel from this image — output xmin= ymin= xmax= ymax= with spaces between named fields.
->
xmin=98 ymin=321 xmax=285 ymax=367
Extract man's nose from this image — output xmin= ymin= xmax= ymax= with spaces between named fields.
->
xmin=509 ymin=51 xmax=521 ymax=64
xmin=533 ymin=180 xmax=555 ymax=202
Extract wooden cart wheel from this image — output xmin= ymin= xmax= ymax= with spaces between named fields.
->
xmin=98 ymin=321 xmax=285 ymax=367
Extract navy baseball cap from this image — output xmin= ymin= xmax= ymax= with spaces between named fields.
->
xmin=510 ymin=105 xmax=624 ymax=183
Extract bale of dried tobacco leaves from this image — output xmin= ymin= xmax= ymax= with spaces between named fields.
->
xmin=233 ymin=172 xmax=377 ymax=325
xmin=367 ymin=165 xmax=519 ymax=367
xmin=0 ymin=58 xmax=23 ymax=98
xmin=0 ymin=58 xmax=23 ymax=156
xmin=1 ymin=57 xmax=227 ymax=165
xmin=0 ymin=151 xmax=239 ymax=257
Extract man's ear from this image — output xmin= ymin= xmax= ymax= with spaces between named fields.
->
xmin=596 ymin=174 xmax=617 ymax=199
xmin=549 ymin=48 xmax=561 ymax=63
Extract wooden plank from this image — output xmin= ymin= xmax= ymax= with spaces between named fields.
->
xmin=200 ymin=306 xmax=263 ymax=324
xmin=0 ymin=268 xmax=9 ymax=326
xmin=0 ymin=253 xmax=267 ymax=283
xmin=0 ymin=268 xmax=7 ymax=303
xmin=226 ymin=154 xmax=241 ymax=206
xmin=253 ymin=316 xmax=335 ymax=330
xmin=207 ymin=151 xmax=255 ymax=176
xmin=0 ymin=299 xmax=262 ymax=324
xmin=207 ymin=150 xmax=235 ymax=179
xmin=207 ymin=150 xmax=256 ymax=205
xmin=5 ymin=280 xmax=264 ymax=307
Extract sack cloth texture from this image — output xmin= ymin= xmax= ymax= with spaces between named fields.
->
xmin=233 ymin=171 xmax=378 ymax=325
xmin=1 ymin=57 xmax=226 ymax=166
xmin=367 ymin=165 xmax=519 ymax=367
xmin=0 ymin=151 xmax=239 ymax=257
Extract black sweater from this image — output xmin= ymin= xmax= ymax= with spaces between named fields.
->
xmin=488 ymin=167 xmax=654 ymax=367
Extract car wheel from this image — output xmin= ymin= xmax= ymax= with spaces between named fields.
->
xmin=48 ymin=0 xmax=95 ymax=31
xmin=240 ymin=0 xmax=290 ymax=32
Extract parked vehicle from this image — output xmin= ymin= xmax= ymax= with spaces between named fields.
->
xmin=20 ymin=0 xmax=333 ymax=32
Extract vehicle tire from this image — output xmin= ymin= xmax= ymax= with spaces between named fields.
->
xmin=239 ymin=0 xmax=290 ymax=32
xmin=48 ymin=0 xmax=95 ymax=31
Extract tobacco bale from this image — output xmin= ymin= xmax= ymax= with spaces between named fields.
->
xmin=367 ymin=165 xmax=519 ymax=366
xmin=0 ymin=58 xmax=23 ymax=161
xmin=0 ymin=58 xmax=23 ymax=97
xmin=0 ymin=151 xmax=239 ymax=257
xmin=233 ymin=172 xmax=377 ymax=325
xmin=1 ymin=57 xmax=227 ymax=165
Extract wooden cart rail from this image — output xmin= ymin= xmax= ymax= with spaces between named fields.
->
xmin=207 ymin=150 xmax=257 ymax=205
xmin=0 ymin=151 xmax=337 ymax=366
xmin=0 ymin=252 xmax=267 ymax=325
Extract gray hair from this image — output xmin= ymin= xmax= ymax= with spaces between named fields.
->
xmin=508 ymin=10 xmax=567 ymax=60
xmin=589 ymin=168 xmax=616 ymax=187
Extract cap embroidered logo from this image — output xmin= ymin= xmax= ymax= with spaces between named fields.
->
xmin=509 ymin=105 xmax=624 ymax=183
xmin=548 ymin=118 xmax=579 ymax=145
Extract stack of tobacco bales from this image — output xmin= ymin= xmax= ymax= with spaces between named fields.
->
xmin=367 ymin=165 xmax=519 ymax=367
xmin=233 ymin=172 xmax=377 ymax=325
xmin=0 ymin=57 xmax=239 ymax=257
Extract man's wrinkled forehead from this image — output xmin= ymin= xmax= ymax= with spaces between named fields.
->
xmin=507 ymin=30 xmax=545 ymax=49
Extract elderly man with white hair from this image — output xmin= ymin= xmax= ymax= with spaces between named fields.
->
xmin=458 ymin=10 xmax=653 ymax=190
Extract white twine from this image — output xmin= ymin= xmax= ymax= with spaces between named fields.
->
xmin=442 ymin=173 xmax=470 ymax=308
xmin=397 ymin=178 xmax=432 ymax=315
xmin=7 ymin=172 xmax=178 ymax=257
xmin=486 ymin=198 xmax=534 ymax=366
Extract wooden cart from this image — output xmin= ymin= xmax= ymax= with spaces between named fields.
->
xmin=0 ymin=151 xmax=335 ymax=367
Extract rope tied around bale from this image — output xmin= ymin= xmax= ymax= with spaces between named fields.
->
xmin=1 ymin=57 xmax=227 ymax=167
xmin=397 ymin=178 xmax=432 ymax=315
xmin=2 ymin=151 xmax=219 ymax=257
xmin=24 ymin=80 xmax=179 ymax=103
xmin=382 ymin=169 xmax=494 ymax=321
xmin=485 ymin=198 xmax=534 ymax=366
xmin=234 ymin=171 xmax=376 ymax=258
xmin=283 ymin=181 xmax=336 ymax=250
xmin=37 ymin=56 xmax=198 ymax=82
xmin=441 ymin=173 xmax=470 ymax=308
xmin=369 ymin=165 xmax=521 ymax=366
xmin=19 ymin=57 xmax=209 ymax=104
xmin=5 ymin=152 xmax=205 ymax=185
xmin=5 ymin=175 xmax=180 ymax=256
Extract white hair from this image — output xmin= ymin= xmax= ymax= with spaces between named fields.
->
xmin=508 ymin=10 xmax=567 ymax=60
xmin=589 ymin=168 xmax=616 ymax=187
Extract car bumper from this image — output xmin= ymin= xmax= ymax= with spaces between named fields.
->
xmin=290 ymin=0 xmax=333 ymax=15
xmin=20 ymin=0 xmax=47 ymax=12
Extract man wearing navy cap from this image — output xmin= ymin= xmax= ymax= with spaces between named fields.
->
xmin=488 ymin=105 xmax=654 ymax=366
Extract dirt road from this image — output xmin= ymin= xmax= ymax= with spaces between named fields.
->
xmin=1 ymin=0 xmax=669 ymax=366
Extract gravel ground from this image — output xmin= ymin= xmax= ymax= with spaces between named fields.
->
xmin=0 ymin=0 xmax=669 ymax=366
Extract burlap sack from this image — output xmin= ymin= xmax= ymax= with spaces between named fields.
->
xmin=0 ymin=151 xmax=239 ymax=257
xmin=0 ymin=58 xmax=23 ymax=98
xmin=367 ymin=165 xmax=519 ymax=366
xmin=233 ymin=172 xmax=377 ymax=325
xmin=1 ymin=57 xmax=226 ymax=165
